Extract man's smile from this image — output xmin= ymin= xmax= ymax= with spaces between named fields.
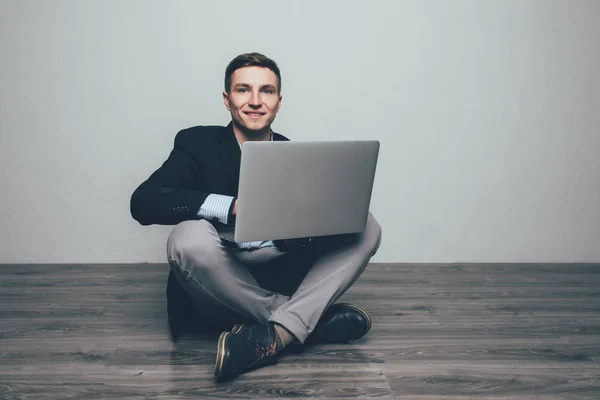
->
xmin=244 ymin=111 xmax=266 ymax=118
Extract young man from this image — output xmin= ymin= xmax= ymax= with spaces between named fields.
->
xmin=130 ymin=53 xmax=382 ymax=382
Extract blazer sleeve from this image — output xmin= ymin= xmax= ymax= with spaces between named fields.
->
xmin=130 ymin=129 xmax=210 ymax=226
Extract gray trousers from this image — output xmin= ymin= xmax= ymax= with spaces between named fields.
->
xmin=166 ymin=213 xmax=382 ymax=343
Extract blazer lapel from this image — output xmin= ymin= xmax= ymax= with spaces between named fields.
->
xmin=273 ymin=132 xmax=289 ymax=142
xmin=216 ymin=123 xmax=242 ymax=193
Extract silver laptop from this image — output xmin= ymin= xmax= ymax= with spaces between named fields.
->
xmin=219 ymin=140 xmax=380 ymax=243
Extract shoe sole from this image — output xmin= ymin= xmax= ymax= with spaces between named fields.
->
xmin=214 ymin=331 xmax=230 ymax=380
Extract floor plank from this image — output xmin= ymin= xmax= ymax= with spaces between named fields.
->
xmin=0 ymin=263 xmax=599 ymax=399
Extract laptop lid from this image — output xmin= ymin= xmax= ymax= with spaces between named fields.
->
xmin=234 ymin=140 xmax=380 ymax=242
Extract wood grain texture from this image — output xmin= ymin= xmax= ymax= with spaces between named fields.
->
xmin=1 ymin=263 xmax=599 ymax=399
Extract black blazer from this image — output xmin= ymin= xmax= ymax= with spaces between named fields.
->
xmin=130 ymin=122 xmax=290 ymax=226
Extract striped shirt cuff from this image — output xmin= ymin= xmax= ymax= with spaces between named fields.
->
xmin=198 ymin=194 xmax=235 ymax=225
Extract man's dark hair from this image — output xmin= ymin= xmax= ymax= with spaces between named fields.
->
xmin=224 ymin=52 xmax=281 ymax=94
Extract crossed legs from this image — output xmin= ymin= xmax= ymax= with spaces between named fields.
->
xmin=167 ymin=213 xmax=382 ymax=342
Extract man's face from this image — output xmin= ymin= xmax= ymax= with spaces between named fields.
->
xmin=223 ymin=66 xmax=282 ymax=136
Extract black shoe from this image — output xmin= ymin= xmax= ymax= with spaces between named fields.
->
xmin=230 ymin=303 xmax=372 ymax=346
xmin=306 ymin=303 xmax=372 ymax=344
xmin=214 ymin=322 xmax=280 ymax=382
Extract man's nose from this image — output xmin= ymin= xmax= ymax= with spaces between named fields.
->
xmin=248 ymin=91 xmax=261 ymax=106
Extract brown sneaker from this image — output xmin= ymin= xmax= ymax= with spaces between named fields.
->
xmin=214 ymin=322 xmax=280 ymax=382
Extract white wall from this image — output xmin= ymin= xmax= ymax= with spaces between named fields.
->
xmin=1 ymin=0 xmax=599 ymax=263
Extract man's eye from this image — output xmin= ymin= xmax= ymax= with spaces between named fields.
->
xmin=263 ymin=89 xmax=273 ymax=94
xmin=238 ymin=88 xmax=247 ymax=93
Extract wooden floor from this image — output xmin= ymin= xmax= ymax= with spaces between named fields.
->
xmin=1 ymin=263 xmax=599 ymax=399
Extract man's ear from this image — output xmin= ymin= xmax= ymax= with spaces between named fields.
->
xmin=223 ymin=91 xmax=231 ymax=111
xmin=276 ymin=93 xmax=283 ymax=113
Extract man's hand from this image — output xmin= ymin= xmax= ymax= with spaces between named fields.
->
xmin=233 ymin=200 xmax=237 ymax=215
